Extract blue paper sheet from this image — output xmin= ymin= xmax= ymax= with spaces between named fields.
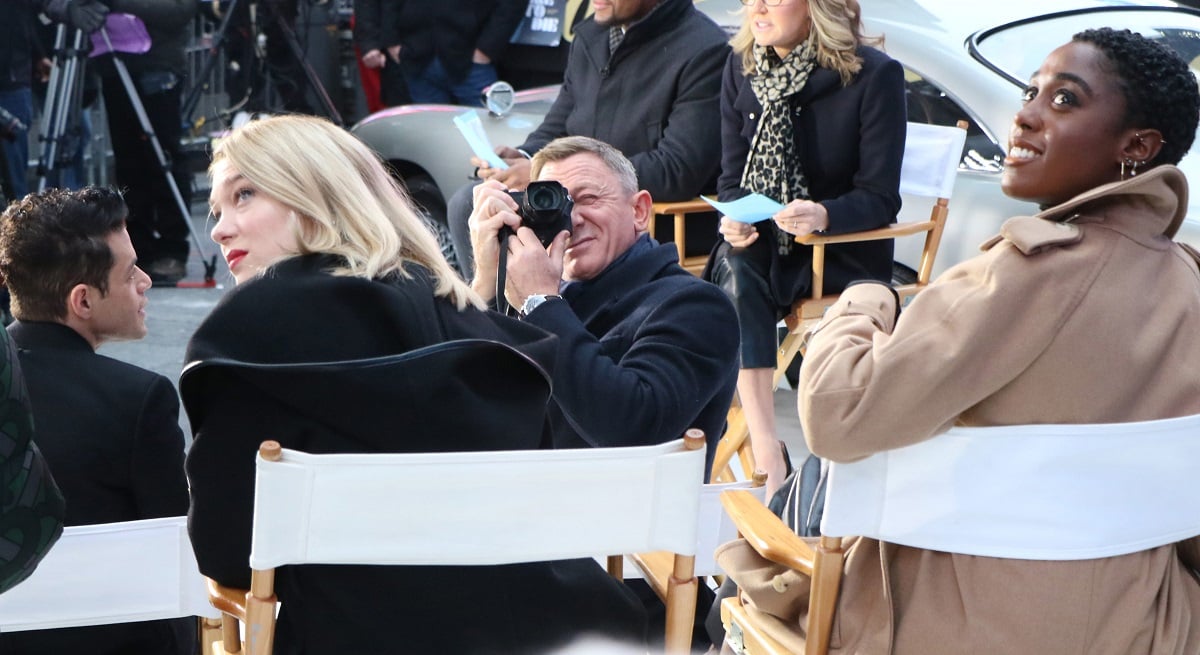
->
xmin=702 ymin=194 xmax=783 ymax=224
xmin=453 ymin=111 xmax=509 ymax=170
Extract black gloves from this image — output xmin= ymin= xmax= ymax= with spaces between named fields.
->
xmin=44 ymin=0 xmax=111 ymax=34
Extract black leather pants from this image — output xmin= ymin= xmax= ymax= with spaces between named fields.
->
xmin=708 ymin=238 xmax=785 ymax=369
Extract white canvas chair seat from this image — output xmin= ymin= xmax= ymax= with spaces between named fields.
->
xmin=0 ymin=516 xmax=218 ymax=631
xmin=821 ymin=413 xmax=1200 ymax=559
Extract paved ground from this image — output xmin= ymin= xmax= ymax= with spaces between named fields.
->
xmin=96 ymin=203 xmax=809 ymax=462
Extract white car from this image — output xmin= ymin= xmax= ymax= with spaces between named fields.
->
xmin=351 ymin=0 xmax=1200 ymax=277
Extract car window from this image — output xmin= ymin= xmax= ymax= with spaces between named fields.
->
xmin=971 ymin=7 xmax=1200 ymax=85
xmin=904 ymin=69 xmax=1004 ymax=174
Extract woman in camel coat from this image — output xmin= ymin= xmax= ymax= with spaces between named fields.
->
xmin=731 ymin=27 xmax=1200 ymax=654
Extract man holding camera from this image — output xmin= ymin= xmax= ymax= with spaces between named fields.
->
xmin=470 ymin=136 xmax=739 ymax=649
xmin=469 ymin=135 xmax=739 ymax=472
xmin=446 ymin=0 xmax=730 ymax=277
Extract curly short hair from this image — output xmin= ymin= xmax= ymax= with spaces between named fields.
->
xmin=1073 ymin=27 xmax=1200 ymax=166
xmin=0 ymin=187 xmax=128 ymax=322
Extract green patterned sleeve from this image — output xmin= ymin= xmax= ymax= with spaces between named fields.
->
xmin=0 ymin=328 xmax=64 ymax=594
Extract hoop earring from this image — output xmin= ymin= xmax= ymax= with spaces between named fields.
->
xmin=1121 ymin=159 xmax=1130 ymax=180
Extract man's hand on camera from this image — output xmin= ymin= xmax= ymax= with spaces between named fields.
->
xmin=468 ymin=181 xmax=521 ymax=301
xmin=44 ymin=0 xmax=110 ymax=34
xmin=502 ymin=227 xmax=567 ymax=313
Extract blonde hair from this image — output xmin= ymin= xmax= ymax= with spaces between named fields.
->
xmin=209 ymin=114 xmax=482 ymax=310
xmin=732 ymin=0 xmax=882 ymax=86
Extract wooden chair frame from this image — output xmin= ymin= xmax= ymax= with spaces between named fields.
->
xmin=719 ymin=490 xmax=843 ymax=655
xmin=651 ymin=198 xmax=718 ymax=276
xmin=208 ymin=433 xmax=710 ymax=655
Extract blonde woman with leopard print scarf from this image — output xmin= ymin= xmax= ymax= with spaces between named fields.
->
xmin=702 ymin=0 xmax=907 ymax=495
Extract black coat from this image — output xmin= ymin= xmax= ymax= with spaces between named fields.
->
xmin=0 ymin=1 xmax=42 ymax=92
xmin=714 ymin=46 xmax=907 ymax=300
xmin=367 ymin=0 xmax=527 ymax=82
xmin=1 ymin=320 xmax=192 ymax=655
xmin=183 ymin=255 xmax=647 ymax=654
xmin=518 ymin=0 xmax=730 ymax=201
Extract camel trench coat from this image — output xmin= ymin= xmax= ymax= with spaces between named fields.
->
xmin=788 ymin=165 xmax=1200 ymax=655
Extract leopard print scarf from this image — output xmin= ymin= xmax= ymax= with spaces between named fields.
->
xmin=742 ymin=42 xmax=817 ymax=254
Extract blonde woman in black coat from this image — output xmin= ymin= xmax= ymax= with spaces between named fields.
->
xmin=184 ymin=115 xmax=647 ymax=654
xmin=704 ymin=0 xmax=906 ymax=494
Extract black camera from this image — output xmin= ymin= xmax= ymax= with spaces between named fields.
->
xmin=508 ymin=180 xmax=574 ymax=247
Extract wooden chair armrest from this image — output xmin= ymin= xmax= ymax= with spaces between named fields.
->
xmin=795 ymin=220 xmax=936 ymax=246
xmin=652 ymin=198 xmax=712 ymax=215
xmin=628 ymin=551 xmax=672 ymax=601
xmin=206 ymin=577 xmax=249 ymax=621
xmin=720 ymin=490 xmax=817 ymax=574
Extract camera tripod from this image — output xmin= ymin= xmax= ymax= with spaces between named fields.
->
xmin=182 ymin=0 xmax=343 ymax=129
xmin=37 ymin=22 xmax=218 ymax=287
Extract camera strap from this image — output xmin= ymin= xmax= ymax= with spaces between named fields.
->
xmin=495 ymin=226 xmax=514 ymax=316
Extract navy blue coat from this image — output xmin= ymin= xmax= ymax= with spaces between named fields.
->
xmin=716 ymin=46 xmax=907 ymax=301
xmin=522 ymin=238 xmax=740 ymax=477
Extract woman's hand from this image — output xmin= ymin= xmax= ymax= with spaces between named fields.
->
xmin=773 ymin=199 xmax=829 ymax=237
xmin=719 ymin=216 xmax=759 ymax=248
xmin=755 ymin=441 xmax=789 ymax=498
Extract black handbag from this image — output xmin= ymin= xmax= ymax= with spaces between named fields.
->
xmin=768 ymin=453 xmax=828 ymax=538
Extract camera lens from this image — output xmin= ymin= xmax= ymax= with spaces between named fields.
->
xmin=526 ymin=184 xmax=561 ymax=212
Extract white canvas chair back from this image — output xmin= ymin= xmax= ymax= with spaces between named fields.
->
xmin=617 ymin=479 xmax=766 ymax=580
xmin=0 ymin=516 xmax=218 ymax=631
xmin=820 ymin=414 xmax=1200 ymax=560
xmin=249 ymin=437 xmax=707 ymax=569
xmin=898 ymin=122 xmax=967 ymax=199
xmin=695 ymin=480 xmax=768 ymax=576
